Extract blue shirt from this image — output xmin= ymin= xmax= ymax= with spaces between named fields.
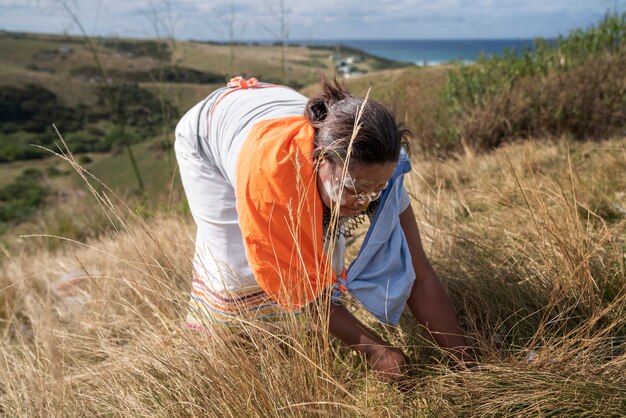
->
xmin=333 ymin=150 xmax=415 ymax=324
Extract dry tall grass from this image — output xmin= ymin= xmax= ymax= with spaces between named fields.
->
xmin=0 ymin=137 xmax=624 ymax=416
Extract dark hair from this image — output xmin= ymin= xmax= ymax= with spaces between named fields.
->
xmin=305 ymin=77 xmax=410 ymax=166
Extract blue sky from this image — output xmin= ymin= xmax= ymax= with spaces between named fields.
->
xmin=0 ymin=0 xmax=623 ymax=40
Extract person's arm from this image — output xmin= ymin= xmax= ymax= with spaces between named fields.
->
xmin=399 ymin=203 xmax=470 ymax=361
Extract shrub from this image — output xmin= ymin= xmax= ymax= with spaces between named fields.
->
xmin=0 ymin=131 xmax=48 ymax=162
xmin=46 ymin=165 xmax=64 ymax=177
xmin=104 ymin=125 xmax=139 ymax=148
xmin=101 ymin=39 xmax=171 ymax=61
xmin=424 ymin=12 xmax=626 ymax=155
xmin=65 ymin=131 xmax=110 ymax=153
xmin=78 ymin=154 xmax=93 ymax=164
xmin=0 ymin=168 xmax=49 ymax=224
xmin=97 ymin=84 xmax=179 ymax=136
xmin=0 ymin=85 xmax=85 ymax=133
xmin=149 ymin=66 xmax=224 ymax=84
xmin=71 ymin=65 xmax=223 ymax=84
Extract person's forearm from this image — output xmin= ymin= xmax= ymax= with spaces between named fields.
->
xmin=328 ymin=302 xmax=386 ymax=354
xmin=328 ymin=302 xmax=407 ymax=381
xmin=400 ymin=205 xmax=469 ymax=360
xmin=406 ymin=274 xmax=468 ymax=356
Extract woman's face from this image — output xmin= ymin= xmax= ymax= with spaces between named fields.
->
xmin=316 ymin=157 xmax=396 ymax=217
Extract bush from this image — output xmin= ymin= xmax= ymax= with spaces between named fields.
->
xmin=0 ymin=168 xmax=49 ymax=224
xmin=101 ymin=39 xmax=171 ymax=61
xmin=78 ymin=155 xmax=93 ymax=164
xmin=0 ymin=84 xmax=85 ymax=133
xmin=65 ymin=131 xmax=110 ymax=153
xmin=71 ymin=65 xmax=223 ymax=84
xmin=424 ymin=12 xmax=626 ymax=155
xmin=0 ymin=131 xmax=48 ymax=162
xmin=104 ymin=125 xmax=139 ymax=148
xmin=97 ymin=84 xmax=179 ymax=137
xmin=149 ymin=66 xmax=224 ymax=84
xmin=46 ymin=165 xmax=64 ymax=177
xmin=0 ymin=125 xmax=108 ymax=163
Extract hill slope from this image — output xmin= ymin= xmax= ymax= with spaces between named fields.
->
xmin=1 ymin=137 xmax=624 ymax=416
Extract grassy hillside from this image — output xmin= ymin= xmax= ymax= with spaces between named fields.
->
xmin=0 ymin=32 xmax=403 ymax=109
xmin=0 ymin=137 xmax=624 ymax=416
xmin=0 ymin=20 xmax=625 ymax=415
xmin=87 ymin=139 xmax=179 ymax=197
xmin=0 ymin=30 xmax=413 ymax=233
xmin=3 ymin=11 xmax=625 ymax=251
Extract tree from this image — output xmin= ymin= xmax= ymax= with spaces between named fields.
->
xmin=210 ymin=0 xmax=248 ymax=76
xmin=50 ymin=0 xmax=146 ymax=192
xmin=146 ymin=0 xmax=180 ymax=168
xmin=225 ymin=0 xmax=247 ymax=75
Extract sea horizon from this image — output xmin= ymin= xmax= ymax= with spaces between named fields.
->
xmin=1 ymin=28 xmax=546 ymax=66
xmin=252 ymin=38 xmax=547 ymax=66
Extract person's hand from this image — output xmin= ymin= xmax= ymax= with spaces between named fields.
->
xmin=367 ymin=346 xmax=407 ymax=382
xmin=446 ymin=346 xmax=478 ymax=371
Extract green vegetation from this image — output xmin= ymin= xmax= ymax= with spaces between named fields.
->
xmin=64 ymin=129 xmax=110 ymax=153
xmin=429 ymin=12 xmax=626 ymax=154
xmin=0 ymin=84 xmax=85 ymax=133
xmin=89 ymin=138 xmax=179 ymax=196
xmin=0 ymin=83 xmax=177 ymax=162
xmin=101 ymin=39 xmax=171 ymax=60
xmin=99 ymin=84 xmax=178 ymax=137
xmin=0 ymin=84 xmax=93 ymax=161
xmin=0 ymin=131 xmax=48 ymax=161
xmin=70 ymin=65 xmax=225 ymax=84
xmin=0 ymin=168 xmax=48 ymax=227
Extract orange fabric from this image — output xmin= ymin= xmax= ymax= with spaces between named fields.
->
xmin=227 ymin=76 xmax=259 ymax=88
xmin=235 ymin=116 xmax=335 ymax=308
xmin=339 ymin=269 xmax=347 ymax=293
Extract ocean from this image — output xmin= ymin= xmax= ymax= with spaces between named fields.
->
xmin=288 ymin=39 xmax=538 ymax=65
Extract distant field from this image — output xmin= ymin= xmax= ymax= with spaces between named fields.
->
xmin=87 ymin=139 xmax=180 ymax=197
xmin=138 ymin=82 xmax=223 ymax=114
xmin=0 ymin=32 xmax=402 ymax=104
xmin=0 ymin=31 xmax=412 ymax=187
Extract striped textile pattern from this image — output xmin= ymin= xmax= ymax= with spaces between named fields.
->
xmin=186 ymin=273 xmax=299 ymax=330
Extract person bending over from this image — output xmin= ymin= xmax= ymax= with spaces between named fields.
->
xmin=175 ymin=76 xmax=469 ymax=381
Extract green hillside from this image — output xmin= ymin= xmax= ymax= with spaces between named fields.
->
xmin=1 ymin=12 xmax=624 ymax=243
xmin=0 ymin=30 xmax=412 ymax=235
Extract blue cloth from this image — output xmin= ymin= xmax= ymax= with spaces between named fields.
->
xmin=333 ymin=150 xmax=415 ymax=324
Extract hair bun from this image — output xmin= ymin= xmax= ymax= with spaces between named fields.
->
xmin=304 ymin=76 xmax=410 ymax=166
xmin=306 ymin=99 xmax=328 ymax=124
xmin=305 ymin=76 xmax=349 ymax=127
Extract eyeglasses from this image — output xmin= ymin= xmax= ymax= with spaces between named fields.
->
xmin=342 ymin=187 xmax=384 ymax=205
xmin=331 ymin=169 xmax=386 ymax=206
xmin=317 ymin=158 xmax=388 ymax=209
